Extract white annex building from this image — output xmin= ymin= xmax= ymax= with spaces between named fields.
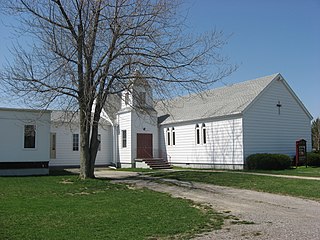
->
xmin=0 ymin=73 xmax=313 ymax=175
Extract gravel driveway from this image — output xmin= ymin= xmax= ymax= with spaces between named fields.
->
xmin=106 ymin=172 xmax=320 ymax=240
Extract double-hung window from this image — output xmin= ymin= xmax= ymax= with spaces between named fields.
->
xmin=125 ymin=92 xmax=130 ymax=106
xmin=172 ymin=127 xmax=176 ymax=146
xmin=122 ymin=130 xmax=127 ymax=148
xmin=24 ymin=125 xmax=36 ymax=148
xmin=195 ymin=123 xmax=207 ymax=145
xmin=195 ymin=124 xmax=200 ymax=144
xmin=73 ymin=134 xmax=79 ymax=151
xmin=139 ymin=92 xmax=146 ymax=106
xmin=166 ymin=127 xmax=176 ymax=146
xmin=167 ymin=128 xmax=171 ymax=146
xmin=202 ymin=123 xmax=206 ymax=144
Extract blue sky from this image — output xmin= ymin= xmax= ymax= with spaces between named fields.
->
xmin=0 ymin=0 xmax=319 ymax=118
xmin=184 ymin=0 xmax=320 ymax=118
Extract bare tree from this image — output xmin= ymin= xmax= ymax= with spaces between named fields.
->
xmin=312 ymin=118 xmax=320 ymax=152
xmin=0 ymin=0 xmax=235 ymax=178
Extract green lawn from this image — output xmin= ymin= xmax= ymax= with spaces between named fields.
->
xmin=151 ymin=171 xmax=320 ymax=201
xmin=172 ymin=166 xmax=320 ymax=178
xmin=0 ymin=172 xmax=223 ymax=240
xmin=243 ymin=166 xmax=320 ymax=178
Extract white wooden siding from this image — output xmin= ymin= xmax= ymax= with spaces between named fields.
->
xmin=160 ymin=117 xmax=243 ymax=166
xmin=118 ymin=110 xmax=159 ymax=166
xmin=118 ymin=111 xmax=132 ymax=165
xmin=131 ymin=111 xmax=159 ymax=159
xmin=243 ymin=79 xmax=312 ymax=159
xmin=49 ymin=122 xmax=112 ymax=166
xmin=0 ymin=109 xmax=50 ymax=163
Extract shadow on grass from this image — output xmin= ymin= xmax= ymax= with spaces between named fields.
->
xmin=49 ymin=169 xmax=78 ymax=176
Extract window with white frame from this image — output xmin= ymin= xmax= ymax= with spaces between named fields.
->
xmin=167 ymin=128 xmax=171 ymax=146
xmin=122 ymin=130 xmax=127 ymax=148
xmin=24 ymin=125 xmax=36 ymax=148
xmin=202 ymin=123 xmax=206 ymax=144
xmin=125 ymin=92 xmax=130 ymax=106
xmin=195 ymin=124 xmax=200 ymax=144
xmin=72 ymin=134 xmax=79 ymax=151
xmin=139 ymin=92 xmax=146 ymax=106
xmin=195 ymin=123 xmax=207 ymax=145
xmin=172 ymin=127 xmax=176 ymax=146
xmin=50 ymin=132 xmax=56 ymax=159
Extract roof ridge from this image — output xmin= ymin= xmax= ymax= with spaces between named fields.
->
xmin=159 ymin=73 xmax=278 ymax=106
xmin=162 ymin=73 xmax=279 ymax=103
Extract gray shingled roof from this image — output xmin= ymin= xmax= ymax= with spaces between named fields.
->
xmin=51 ymin=110 xmax=80 ymax=123
xmin=51 ymin=110 xmax=111 ymax=126
xmin=156 ymin=73 xmax=280 ymax=125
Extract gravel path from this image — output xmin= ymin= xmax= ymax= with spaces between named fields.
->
xmin=110 ymin=175 xmax=320 ymax=240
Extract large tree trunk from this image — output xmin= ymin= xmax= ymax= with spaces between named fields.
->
xmin=79 ymin=103 xmax=102 ymax=179
xmin=89 ymin=122 xmax=100 ymax=173
xmin=79 ymin=108 xmax=95 ymax=179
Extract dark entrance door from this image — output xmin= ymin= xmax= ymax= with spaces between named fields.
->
xmin=137 ymin=133 xmax=153 ymax=158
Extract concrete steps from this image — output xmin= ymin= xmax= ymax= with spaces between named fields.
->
xmin=135 ymin=158 xmax=172 ymax=169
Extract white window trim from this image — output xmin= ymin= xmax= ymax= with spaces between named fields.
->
xmin=124 ymin=92 xmax=130 ymax=106
xmin=50 ymin=132 xmax=57 ymax=159
xmin=23 ymin=124 xmax=37 ymax=150
xmin=166 ymin=128 xmax=171 ymax=146
xmin=139 ymin=92 xmax=146 ymax=106
xmin=195 ymin=124 xmax=200 ymax=145
xmin=72 ymin=133 xmax=79 ymax=151
xmin=202 ymin=123 xmax=207 ymax=145
xmin=195 ymin=123 xmax=207 ymax=145
xmin=172 ymin=127 xmax=176 ymax=146
xmin=122 ymin=130 xmax=127 ymax=148
xmin=166 ymin=127 xmax=176 ymax=146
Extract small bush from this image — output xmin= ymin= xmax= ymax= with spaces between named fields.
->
xmin=246 ymin=153 xmax=292 ymax=170
xmin=308 ymin=152 xmax=320 ymax=166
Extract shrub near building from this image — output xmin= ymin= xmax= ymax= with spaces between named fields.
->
xmin=308 ymin=152 xmax=320 ymax=167
xmin=246 ymin=153 xmax=292 ymax=170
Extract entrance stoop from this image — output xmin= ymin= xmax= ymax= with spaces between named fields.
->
xmin=135 ymin=158 xmax=172 ymax=169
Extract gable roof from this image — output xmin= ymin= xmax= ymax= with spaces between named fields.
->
xmin=51 ymin=110 xmax=111 ymax=126
xmin=0 ymin=107 xmax=51 ymax=114
xmin=156 ymin=73 xmax=280 ymax=125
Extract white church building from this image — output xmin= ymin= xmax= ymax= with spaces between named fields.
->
xmin=0 ymin=73 xmax=313 ymax=175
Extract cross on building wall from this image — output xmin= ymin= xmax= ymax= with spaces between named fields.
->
xmin=276 ymin=101 xmax=282 ymax=115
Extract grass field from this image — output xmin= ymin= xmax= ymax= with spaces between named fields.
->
xmin=243 ymin=166 xmax=320 ymax=178
xmin=0 ymin=172 xmax=223 ymax=240
xmin=170 ymin=166 xmax=320 ymax=178
xmin=151 ymin=171 xmax=320 ymax=201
